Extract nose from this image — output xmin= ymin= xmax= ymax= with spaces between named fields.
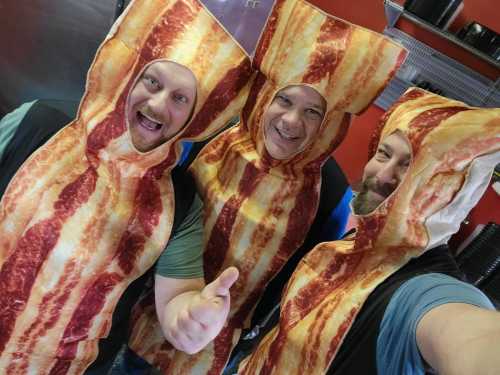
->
xmin=148 ymin=90 xmax=171 ymax=122
xmin=281 ymin=108 xmax=301 ymax=129
xmin=376 ymin=161 xmax=400 ymax=188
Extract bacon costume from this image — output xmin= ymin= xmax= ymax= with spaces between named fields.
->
xmin=0 ymin=0 xmax=252 ymax=373
xmin=238 ymin=87 xmax=500 ymax=375
xmin=127 ymin=0 xmax=406 ymax=373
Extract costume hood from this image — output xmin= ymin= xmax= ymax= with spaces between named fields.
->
xmin=246 ymin=0 xmax=406 ymax=168
xmin=130 ymin=0 xmax=405 ymax=373
xmin=239 ymin=87 xmax=500 ymax=375
xmin=84 ymin=0 xmax=253 ymax=170
xmin=356 ymin=88 xmax=500 ymax=254
xmin=0 ymin=0 xmax=251 ymax=373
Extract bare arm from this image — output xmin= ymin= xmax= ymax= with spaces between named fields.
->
xmin=154 ymin=267 xmax=239 ymax=354
xmin=417 ymin=303 xmax=500 ymax=375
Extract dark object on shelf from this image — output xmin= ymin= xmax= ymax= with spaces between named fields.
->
xmin=455 ymin=222 xmax=500 ymax=287
xmin=457 ymin=22 xmax=500 ymax=62
xmin=404 ymin=0 xmax=463 ymax=29
xmin=481 ymin=271 xmax=500 ymax=308
xmin=494 ymin=164 xmax=500 ymax=183
xmin=414 ymin=79 xmax=444 ymax=96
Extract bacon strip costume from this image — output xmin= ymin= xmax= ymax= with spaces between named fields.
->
xmin=238 ymin=87 xmax=500 ymax=375
xmin=0 ymin=0 xmax=252 ymax=373
xmin=127 ymin=0 xmax=406 ymax=373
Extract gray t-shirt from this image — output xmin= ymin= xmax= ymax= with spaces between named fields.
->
xmin=155 ymin=193 xmax=204 ymax=279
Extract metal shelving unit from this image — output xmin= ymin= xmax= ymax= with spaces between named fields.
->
xmin=384 ymin=0 xmax=500 ymax=70
xmin=374 ymin=0 xmax=499 ymax=110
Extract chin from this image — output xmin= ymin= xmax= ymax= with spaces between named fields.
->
xmin=267 ymin=148 xmax=288 ymax=161
xmin=132 ymin=141 xmax=149 ymax=152
xmin=265 ymin=142 xmax=290 ymax=160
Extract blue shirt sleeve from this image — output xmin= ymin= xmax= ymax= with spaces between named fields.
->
xmin=376 ymin=273 xmax=495 ymax=375
xmin=177 ymin=141 xmax=193 ymax=167
xmin=0 ymin=100 xmax=38 ymax=160
xmin=320 ymin=186 xmax=353 ymax=241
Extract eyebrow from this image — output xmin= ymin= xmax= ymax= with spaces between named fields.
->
xmin=309 ymin=103 xmax=325 ymax=112
xmin=301 ymin=102 xmax=324 ymax=116
xmin=379 ymin=143 xmax=391 ymax=152
xmin=143 ymin=64 xmax=159 ymax=75
xmin=276 ymin=90 xmax=326 ymax=113
xmin=380 ymin=143 xmax=412 ymax=163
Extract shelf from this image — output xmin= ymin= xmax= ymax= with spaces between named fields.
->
xmin=375 ymin=27 xmax=500 ymax=110
xmin=384 ymin=0 xmax=500 ymax=70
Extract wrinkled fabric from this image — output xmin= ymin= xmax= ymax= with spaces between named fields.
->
xmin=135 ymin=0 xmax=405 ymax=373
xmin=0 ymin=0 xmax=252 ymax=374
xmin=239 ymin=88 xmax=500 ymax=375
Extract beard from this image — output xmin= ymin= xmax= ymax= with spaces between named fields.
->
xmin=352 ymin=177 xmax=394 ymax=215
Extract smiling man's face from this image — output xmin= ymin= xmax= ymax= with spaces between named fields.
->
xmin=127 ymin=61 xmax=197 ymax=152
xmin=262 ymin=85 xmax=326 ymax=160
xmin=352 ymin=131 xmax=411 ymax=215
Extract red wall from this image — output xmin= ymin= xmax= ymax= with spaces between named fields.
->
xmin=308 ymin=0 xmax=500 ymax=244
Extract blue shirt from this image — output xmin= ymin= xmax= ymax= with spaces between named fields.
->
xmin=321 ymin=186 xmax=353 ymax=241
xmin=377 ymin=273 xmax=495 ymax=375
xmin=0 ymin=100 xmax=38 ymax=159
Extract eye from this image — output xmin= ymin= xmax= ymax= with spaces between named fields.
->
xmin=275 ymin=94 xmax=292 ymax=107
xmin=304 ymin=108 xmax=324 ymax=121
xmin=173 ymin=93 xmax=188 ymax=104
xmin=142 ymin=75 xmax=160 ymax=91
xmin=375 ymin=147 xmax=391 ymax=161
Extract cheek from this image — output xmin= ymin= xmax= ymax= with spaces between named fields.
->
xmin=262 ymin=111 xmax=274 ymax=135
xmin=396 ymin=166 xmax=410 ymax=183
xmin=303 ymin=122 xmax=321 ymax=144
xmin=128 ymin=89 xmax=147 ymax=109
xmin=126 ymin=98 xmax=138 ymax=120
xmin=181 ymin=104 xmax=195 ymax=123
xmin=263 ymin=103 xmax=281 ymax=125
xmin=171 ymin=107 xmax=192 ymax=129
xmin=363 ymin=160 xmax=380 ymax=180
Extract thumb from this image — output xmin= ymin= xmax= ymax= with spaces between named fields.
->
xmin=202 ymin=267 xmax=239 ymax=299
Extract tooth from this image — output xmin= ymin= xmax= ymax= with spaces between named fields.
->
xmin=278 ymin=129 xmax=296 ymax=140
xmin=141 ymin=111 xmax=161 ymax=124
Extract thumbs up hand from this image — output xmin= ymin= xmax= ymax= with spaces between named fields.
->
xmin=160 ymin=267 xmax=239 ymax=354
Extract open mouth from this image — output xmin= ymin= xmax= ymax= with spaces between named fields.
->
xmin=274 ymin=125 xmax=300 ymax=142
xmin=137 ymin=111 xmax=163 ymax=132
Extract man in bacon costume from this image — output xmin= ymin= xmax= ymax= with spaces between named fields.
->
xmin=127 ymin=0 xmax=406 ymax=373
xmin=238 ymin=88 xmax=500 ymax=375
xmin=0 ymin=0 xmax=253 ymax=374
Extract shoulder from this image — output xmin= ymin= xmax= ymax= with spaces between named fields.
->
xmin=376 ymin=273 xmax=494 ymax=375
xmin=388 ymin=273 xmax=494 ymax=314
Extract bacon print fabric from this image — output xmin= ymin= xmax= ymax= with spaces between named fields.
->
xmin=239 ymin=88 xmax=500 ymax=375
xmin=0 ymin=0 xmax=251 ymax=374
xmin=126 ymin=0 xmax=406 ymax=373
